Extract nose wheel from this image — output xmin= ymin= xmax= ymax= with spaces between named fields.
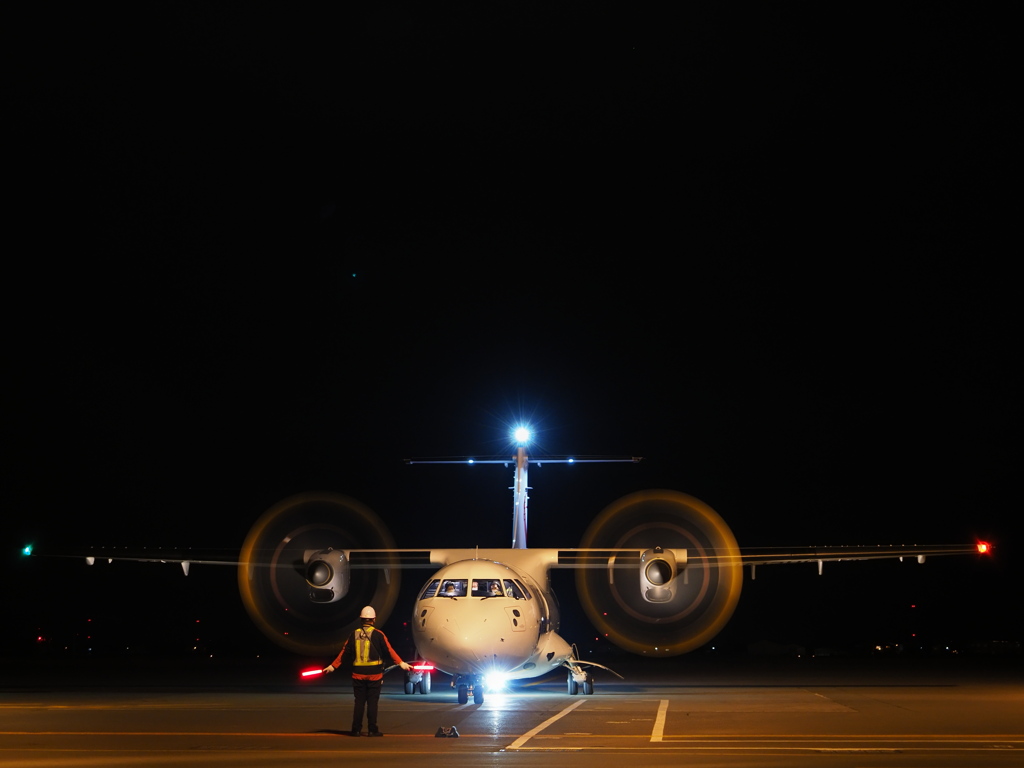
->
xmin=454 ymin=676 xmax=484 ymax=704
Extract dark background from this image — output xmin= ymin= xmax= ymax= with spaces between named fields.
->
xmin=3 ymin=4 xmax=1018 ymax=664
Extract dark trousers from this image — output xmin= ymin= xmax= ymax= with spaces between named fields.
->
xmin=351 ymin=677 xmax=383 ymax=732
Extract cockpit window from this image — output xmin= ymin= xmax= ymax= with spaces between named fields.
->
xmin=476 ymin=580 xmax=504 ymax=597
xmin=437 ymin=579 xmax=467 ymax=597
xmin=420 ymin=579 xmax=440 ymax=599
xmin=513 ymin=579 xmax=532 ymax=599
xmin=425 ymin=577 xmax=526 ymax=599
xmin=502 ymin=579 xmax=526 ymax=599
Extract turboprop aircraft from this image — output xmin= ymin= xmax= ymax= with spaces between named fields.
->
xmin=28 ymin=427 xmax=991 ymax=704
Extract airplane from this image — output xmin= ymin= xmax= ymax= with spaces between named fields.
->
xmin=28 ymin=426 xmax=991 ymax=704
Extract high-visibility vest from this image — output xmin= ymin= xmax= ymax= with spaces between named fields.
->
xmin=353 ymin=627 xmax=381 ymax=667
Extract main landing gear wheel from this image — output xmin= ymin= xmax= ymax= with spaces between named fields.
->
xmin=405 ymin=670 xmax=431 ymax=694
xmin=568 ymin=669 xmax=594 ymax=695
xmin=458 ymin=684 xmax=468 ymax=705
xmin=576 ymin=489 xmax=743 ymax=657
xmin=237 ymin=492 xmax=400 ymax=656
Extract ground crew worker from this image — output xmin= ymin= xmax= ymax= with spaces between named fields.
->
xmin=323 ymin=605 xmax=411 ymax=736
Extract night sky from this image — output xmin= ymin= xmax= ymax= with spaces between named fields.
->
xmin=4 ymin=5 xmax=1019 ymax=661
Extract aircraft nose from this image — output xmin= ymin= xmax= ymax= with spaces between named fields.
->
xmin=424 ymin=615 xmax=529 ymax=673
xmin=454 ymin=627 xmax=522 ymax=666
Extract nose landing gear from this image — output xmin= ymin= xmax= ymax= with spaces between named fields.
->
xmin=453 ymin=675 xmax=484 ymax=704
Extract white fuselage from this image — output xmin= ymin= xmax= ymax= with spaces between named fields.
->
xmin=410 ymin=557 xmax=573 ymax=680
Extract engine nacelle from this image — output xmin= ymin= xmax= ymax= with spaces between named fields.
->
xmin=577 ymin=489 xmax=742 ymax=657
xmin=303 ymin=548 xmax=351 ymax=603
xmin=238 ymin=492 xmax=400 ymax=656
xmin=640 ymin=546 xmax=684 ymax=603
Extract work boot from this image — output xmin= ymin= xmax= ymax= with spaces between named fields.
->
xmin=368 ymin=730 xmax=383 ymax=737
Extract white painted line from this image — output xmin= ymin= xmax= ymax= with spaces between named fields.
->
xmin=505 ymin=698 xmax=587 ymax=750
xmin=651 ymin=699 xmax=668 ymax=742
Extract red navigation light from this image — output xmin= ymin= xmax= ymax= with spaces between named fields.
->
xmin=300 ymin=668 xmax=324 ymax=678
xmin=976 ymin=542 xmax=991 ymax=554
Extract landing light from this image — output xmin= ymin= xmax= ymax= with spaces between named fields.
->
xmin=513 ymin=426 xmax=531 ymax=444
xmin=484 ymin=670 xmax=509 ymax=691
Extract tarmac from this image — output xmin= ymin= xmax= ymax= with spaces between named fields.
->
xmin=2 ymin=652 xmax=1023 ymax=767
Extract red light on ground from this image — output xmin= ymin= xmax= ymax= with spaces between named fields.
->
xmin=300 ymin=668 xmax=323 ymax=678
xmin=977 ymin=542 xmax=991 ymax=554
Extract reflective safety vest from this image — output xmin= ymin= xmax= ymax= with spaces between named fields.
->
xmin=353 ymin=627 xmax=382 ymax=667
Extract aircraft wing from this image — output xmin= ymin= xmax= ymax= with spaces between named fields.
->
xmin=348 ymin=548 xmax=681 ymax=571
xmin=24 ymin=547 xmax=243 ymax=575
xmin=550 ymin=544 xmax=986 ymax=571
xmin=736 ymin=543 xmax=989 ymax=576
xmin=29 ymin=542 xmax=987 ymax=571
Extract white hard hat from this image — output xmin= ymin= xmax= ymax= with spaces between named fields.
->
xmin=359 ymin=605 xmax=376 ymax=620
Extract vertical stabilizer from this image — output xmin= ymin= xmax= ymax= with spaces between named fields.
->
xmin=512 ymin=444 xmax=529 ymax=549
